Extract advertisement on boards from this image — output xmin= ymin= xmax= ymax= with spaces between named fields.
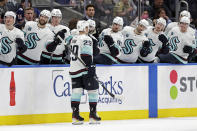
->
xmin=158 ymin=65 xmax=197 ymax=109
xmin=0 ymin=65 xmax=149 ymax=116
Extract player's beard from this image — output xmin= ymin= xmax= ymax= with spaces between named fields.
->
xmin=39 ymin=19 xmax=47 ymax=25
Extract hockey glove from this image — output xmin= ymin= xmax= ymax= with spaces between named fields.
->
xmin=87 ymin=64 xmax=96 ymax=77
xmin=104 ymin=35 xmax=114 ymax=47
xmin=54 ymin=29 xmax=67 ymax=44
xmin=143 ymin=41 xmax=151 ymax=48
xmin=103 ymin=35 xmax=119 ymax=57
xmin=183 ymin=45 xmax=193 ymax=54
xmin=140 ymin=47 xmax=151 ymax=57
xmin=158 ymin=34 xmax=168 ymax=45
xmin=15 ymin=38 xmax=27 ymax=54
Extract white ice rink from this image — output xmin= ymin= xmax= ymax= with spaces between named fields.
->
xmin=1 ymin=117 xmax=197 ymax=131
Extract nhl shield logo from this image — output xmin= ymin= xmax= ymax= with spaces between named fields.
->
xmin=28 ymin=27 xmax=32 ymax=31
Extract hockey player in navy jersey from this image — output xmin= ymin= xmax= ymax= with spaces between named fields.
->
xmin=17 ymin=9 xmax=64 ymax=65
xmin=94 ymin=17 xmax=123 ymax=65
xmin=0 ymin=11 xmax=27 ymax=66
xmin=138 ymin=18 xmax=169 ymax=63
xmin=40 ymin=9 xmax=70 ymax=64
xmin=69 ymin=20 xmax=101 ymax=125
xmin=158 ymin=17 xmax=196 ymax=64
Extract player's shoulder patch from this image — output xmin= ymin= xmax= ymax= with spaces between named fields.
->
xmin=28 ymin=26 xmax=32 ymax=31
xmin=171 ymin=31 xmax=174 ymax=35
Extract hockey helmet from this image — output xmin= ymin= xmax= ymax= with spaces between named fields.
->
xmin=40 ymin=9 xmax=51 ymax=19
xmin=180 ymin=10 xmax=191 ymax=18
xmin=4 ymin=11 xmax=16 ymax=22
xmin=157 ymin=17 xmax=166 ymax=27
xmin=77 ymin=20 xmax=89 ymax=32
xmin=113 ymin=17 xmax=124 ymax=26
xmin=51 ymin=9 xmax=62 ymax=18
xmin=180 ymin=16 xmax=190 ymax=24
xmin=139 ymin=19 xmax=149 ymax=28
xmin=87 ymin=19 xmax=96 ymax=28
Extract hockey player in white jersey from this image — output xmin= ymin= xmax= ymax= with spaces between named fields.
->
xmin=0 ymin=11 xmax=27 ymax=66
xmin=87 ymin=19 xmax=100 ymax=57
xmin=17 ymin=9 xmax=63 ymax=65
xmin=158 ymin=17 xmax=196 ymax=64
xmin=165 ymin=10 xmax=195 ymax=36
xmin=40 ymin=9 xmax=71 ymax=64
xmin=69 ymin=20 xmax=101 ymax=124
xmin=94 ymin=17 xmax=123 ymax=64
xmin=138 ymin=18 xmax=169 ymax=63
xmin=120 ymin=19 xmax=149 ymax=63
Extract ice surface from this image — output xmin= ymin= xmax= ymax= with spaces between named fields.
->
xmin=1 ymin=117 xmax=197 ymax=131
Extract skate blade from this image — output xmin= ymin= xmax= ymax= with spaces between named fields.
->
xmin=89 ymin=118 xmax=101 ymax=124
xmin=72 ymin=118 xmax=84 ymax=125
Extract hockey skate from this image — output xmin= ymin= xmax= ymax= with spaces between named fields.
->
xmin=89 ymin=112 xmax=101 ymax=124
xmin=72 ymin=109 xmax=84 ymax=125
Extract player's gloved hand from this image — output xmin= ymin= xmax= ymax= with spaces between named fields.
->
xmin=140 ymin=41 xmax=151 ymax=57
xmin=54 ymin=29 xmax=67 ymax=44
xmin=15 ymin=38 xmax=27 ymax=53
xmin=143 ymin=41 xmax=151 ymax=47
xmin=158 ymin=34 xmax=168 ymax=45
xmin=87 ymin=64 xmax=96 ymax=77
xmin=183 ymin=45 xmax=193 ymax=54
xmin=103 ymin=35 xmax=114 ymax=47
xmin=140 ymin=47 xmax=151 ymax=57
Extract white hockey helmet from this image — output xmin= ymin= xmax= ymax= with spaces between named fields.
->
xmin=40 ymin=9 xmax=51 ymax=19
xmin=4 ymin=11 xmax=16 ymax=22
xmin=87 ymin=19 xmax=96 ymax=28
xmin=157 ymin=17 xmax=166 ymax=27
xmin=113 ymin=16 xmax=124 ymax=26
xmin=180 ymin=16 xmax=190 ymax=24
xmin=180 ymin=10 xmax=191 ymax=18
xmin=51 ymin=9 xmax=62 ymax=18
xmin=139 ymin=19 xmax=149 ymax=28
xmin=77 ymin=20 xmax=89 ymax=32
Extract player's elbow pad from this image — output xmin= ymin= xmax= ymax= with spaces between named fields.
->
xmin=81 ymin=54 xmax=93 ymax=67
xmin=46 ymin=41 xmax=58 ymax=52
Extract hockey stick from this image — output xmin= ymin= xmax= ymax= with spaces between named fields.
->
xmin=57 ymin=35 xmax=119 ymax=99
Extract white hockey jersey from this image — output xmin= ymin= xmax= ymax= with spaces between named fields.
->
xmin=46 ymin=24 xmax=70 ymax=54
xmin=0 ymin=24 xmax=24 ymax=63
xmin=139 ymin=27 xmax=163 ymax=62
xmin=120 ymin=26 xmax=148 ymax=63
xmin=20 ymin=21 xmax=54 ymax=62
xmin=98 ymin=28 xmax=122 ymax=55
xmin=168 ymin=26 xmax=196 ymax=60
xmin=69 ymin=34 xmax=93 ymax=78
xmin=165 ymin=22 xmax=196 ymax=37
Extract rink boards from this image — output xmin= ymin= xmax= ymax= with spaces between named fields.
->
xmin=0 ymin=64 xmax=197 ymax=125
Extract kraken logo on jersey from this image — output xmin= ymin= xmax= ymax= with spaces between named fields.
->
xmin=122 ymin=39 xmax=137 ymax=54
xmin=148 ymin=38 xmax=156 ymax=53
xmin=0 ymin=37 xmax=13 ymax=54
xmin=169 ymin=36 xmax=180 ymax=51
xmin=25 ymin=33 xmax=40 ymax=49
